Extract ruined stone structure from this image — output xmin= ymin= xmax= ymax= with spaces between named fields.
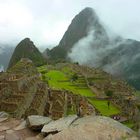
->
xmin=0 ymin=61 xmax=95 ymax=119
xmin=0 ymin=72 xmax=41 ymax=118
xmin=66 ymin=63 xmax=138 ymax=120
xmin=45 ymin=89 xmax=95 ymax=120
xmin=0 ymin=72 xmax=95 ymax=119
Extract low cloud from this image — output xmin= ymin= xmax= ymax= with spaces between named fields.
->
xmin=0 ymin=0 xmax=140 ymax=48
xmin=0 ymin=65 xmax=4 ymax=72
xmin=68 ymin=14 xmax=140 ymax=78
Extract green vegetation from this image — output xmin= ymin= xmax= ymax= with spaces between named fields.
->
xmin=46 ymin=70 xmax=94 ymax=97
xmin=38 ymin=65 xmax=121 ymax=117
xmin=123 ymin=121 xmax=135 ymax=129
xmin=71 ymin=73 xmax=78 ymax=82
xmin=67 ymin=105 xmax=77 ymax=115
xmin=135 ymin=91 xmax=140 ymax=98
xmin=105 ymin=90 xmax=113 ymax=98
xmin=88 ymin=99 xmax=120 ymax=116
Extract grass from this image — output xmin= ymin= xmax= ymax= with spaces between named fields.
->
xmin=122 ymin=121 xmax=135 ymax=129
xmin=135 ymin=91 xmax=140 ymax=98
xmin=37 ymin=65 xmax=47 ymax=73
xmin=46 ymin=70 xmax=95 ymax=97
xmin=67 ymin=105 xmax=77 ymax=115
xmin=88 ymin=99 xmax=120 ymax=116
xmin=38 ymin=65 xmax=121 ymax=116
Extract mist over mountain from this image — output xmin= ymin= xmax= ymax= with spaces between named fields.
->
xmin=0 ymin=45 xmax=14 ymax=70
xmin=46 ymin=8 xmax=109 ymax=60
xmin=47 ymin=7 xmax=140 ymax=90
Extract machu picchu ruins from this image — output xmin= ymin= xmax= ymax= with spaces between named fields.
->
xmin=0 ymin=4 xmax=140 ymax=140
xmin=0 ymin=59 xmax=95 ymax=120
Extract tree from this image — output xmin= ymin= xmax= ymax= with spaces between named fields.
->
xmin=105 ymin=90 xmax=113 ymax=98
xmin=71 ymin=73 xmax=78 ymax=82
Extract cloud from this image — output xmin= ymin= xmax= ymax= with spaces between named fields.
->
xmin=0 ymin=0 xmax=140 ymax=48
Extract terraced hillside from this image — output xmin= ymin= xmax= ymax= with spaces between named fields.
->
xmin=38 ymin=63 xmax=140 ymax=128
xmin=0 ymin=59 xmax=94 ymax=120
xmin=0 ymin=58 xmax=45 ymax=118
xmin=0 ymin=59 xmax=139 ymax=128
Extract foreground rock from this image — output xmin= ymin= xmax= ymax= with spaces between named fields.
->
xmin=5 ymin=132 xmax=20 ymax=140
xmin=0 ymin=117 xmax=8 ymax=123
xmin=0 ymin=112 xmax=9 ymax=118
xmin=42 ymin=115 xmax=78 ymax=134
xmin=27 ymin=115 xmax=52 ymax=130
xmin=0 ymin=112 xmax=9 ymax=123
xmin=14 ymin=120 xmax=27 ymax=131
xmin=44 ymin=116 xmax=135 ymax=140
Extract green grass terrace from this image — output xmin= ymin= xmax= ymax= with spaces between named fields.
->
xmin=38 ymin=65 xmax=121 ymax=117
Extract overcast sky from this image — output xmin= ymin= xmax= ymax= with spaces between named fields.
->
xmin=0 ymin=0 xmax=140 ymax=49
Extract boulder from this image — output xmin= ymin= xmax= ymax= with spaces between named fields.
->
xmin=25 ymin=137 xmax=41 ymax=140
xmin=43 ymin=134 xmax=53 ymax=140
xmin=0 ymin=111 xmax=9 ymax=118
xmin=14 ymin=120 xmax=27 ymax=130
xmin=126 ymin=137 xmax=139 ymax=140
xmin=5 ymin=133 xmax=20 ymax=140
xmin=0 ymin=117 xmax=8 ymax=123
xmin=44 ymin=116 xmax=134 ymax=140
xmin=27 ymin=115 xmax=52 ymax=130
xmin=0 ymin=126 xmax=10 ymax=132
xmin=0 ymin=111 xmax=9 ymax=123
xmin=0 ymin=135 xmax=5 ymax=140
xmin=41 ymin=115 xmax=78 ymax=134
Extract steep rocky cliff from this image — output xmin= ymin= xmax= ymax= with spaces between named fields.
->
xmin=47 ymin=7 xmax=109 ymax=60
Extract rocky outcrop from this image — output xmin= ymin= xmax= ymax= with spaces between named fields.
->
xmin=0 ymin=116 xmax=42 ymax=140
xmin=0 ymin=111 xmax=9 ymax=118
xmin=42 ymin=115 xmax=78 ymax=134
xmin=0 ymin=115 xmax=138 ymax=140
xmin=43 ymin=116 xmax=135 ymax=140
xmin=27 ymin=115 xmax=52 ymax=130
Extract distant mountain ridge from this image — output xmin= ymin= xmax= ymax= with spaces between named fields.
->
xmin=8 ymin=38 xmax=45 ymax=69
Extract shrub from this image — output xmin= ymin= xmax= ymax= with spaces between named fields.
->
xmin=71 ymin=73 xmax=78 ymax=82
xmin=105 ymin=90 xmax=113 ymax=98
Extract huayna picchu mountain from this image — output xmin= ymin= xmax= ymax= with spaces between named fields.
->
xmin=46 ymin=7 xmax=140 ymax=90
xmin=8 ymin=38 xmax=45 ymax=69
xmin=46 ymin=7 xmax=109 ymax=61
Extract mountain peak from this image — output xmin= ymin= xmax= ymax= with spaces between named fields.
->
xmin=48 ymin=7 xmax=108 ymax=60
xmin=23 ymin=37 xmax=30 ymax=41
xmin=80 ymin=7 xmax=94 ymax=13
xmin=8 ymin=38 xmax=45 ymax=68
xmin=20 ymin=38 xmax=32 ymax=44
xmin=18 ymin=38 xmax=34 ymax=48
